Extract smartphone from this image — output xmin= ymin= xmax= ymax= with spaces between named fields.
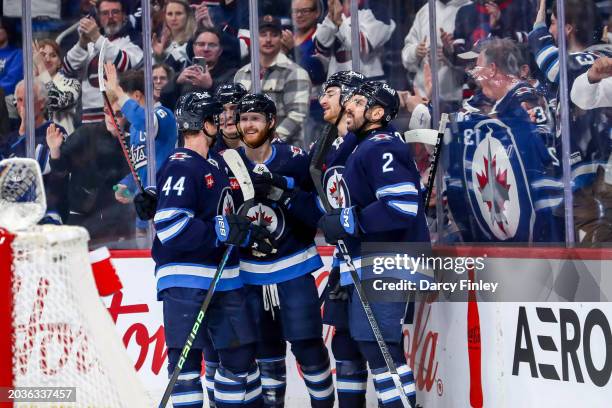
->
xmin=194 ymin=56 xmax=208 ymax=73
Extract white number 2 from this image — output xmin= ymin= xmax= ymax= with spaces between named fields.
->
xmin=161 ymin=176 xmax=186 ymax=196
xmin=382 ymin=153 xmax=394 ymax=173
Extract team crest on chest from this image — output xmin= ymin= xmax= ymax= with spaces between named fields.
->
xmin=217 ymin=187 xmax=235 ymax=216
xmin=240 ymin=202 xmax=286 ymax=240
xmin=466 ymin=121 xmax=525 ymax=240
xmin=323 ymin=166 xmax=350 ymax=209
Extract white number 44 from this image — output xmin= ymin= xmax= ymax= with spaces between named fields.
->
xmin=162 ymin=176 xmax=186 ymax=196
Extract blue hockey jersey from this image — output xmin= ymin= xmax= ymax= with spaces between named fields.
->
xmin=234 ymin=144 xmax=324 ymax=285
xmin=151 ymin=147 xmax=242 ymax=296
xmin=120 ymin=100 xmax=178 ymax=190
xmin=528 ymin=23 xmax=612 ymax=189
xmin=445 ymin=93 xmax=563 ymax=243
xmin=285 ymin=131 xmax=360 ymax=228
xmin=337 ymin=127 xmax=431 ymax=286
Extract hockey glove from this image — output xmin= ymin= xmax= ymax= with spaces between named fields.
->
xmin=215 ymin=214 xmax=276 ymax=255
xmin=252 ymin=171 xmax=294 ymax=201
xmin=317 ymin=207 xmax=360 ymax=244
xmin=134 ymin=187 xmax=158 ymax=221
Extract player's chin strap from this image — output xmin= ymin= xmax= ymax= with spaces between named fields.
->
xmin=262 ymin=284 xmax=281 ymax=319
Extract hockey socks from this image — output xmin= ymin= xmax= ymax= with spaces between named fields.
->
xmin=171 ymin=370 xmax=205 ymax=408
xmin=214 ymin=364 xmax=263 ymax=407
xmin=204 ymin=360 xmax=219 ymax=408
xmin=257 ymin=357 xmax=287 ymax=408
xmin=167 ymin=349 xmax=204 ymax=408
xmin=300 ymin=358 xmax=335 ymax=408
xmin=335 ymin=359 xmax=368 ymax=408
xmin=371 ymin=364 xmax=416 ymax=408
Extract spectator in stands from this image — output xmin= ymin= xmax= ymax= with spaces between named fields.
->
xmin=284 ymin=0 xmax=328 ymax=147
xmin=571 ymin=56 xmax=612 ymax=109
xmin=33 ymin=40 xmax=81 ymax=135
xmin=314 ymin=0 xmax=396 ymax=80
xmin=152 ymin=0 xmax=196 ymax=67
xmin=152 ymin=63 xmax=172 ymax=102
xmin=63 ymin=0 xmax=143 ymax=124
xmin=45 ymin=102 xmax=136 ymax=246
xmin=449 ymin=0 xmax=536 ymax=59
xmin=445 ymin=38 xmax=562 ymax=243
xmin=103 ymin=65 xmax=177 ymax=215
xmin=1 ymin=79 xmax=68 ymax=224
xmin=161 ymin=27 xmax=238 ymax=110
xmin=235 ymin=15 xmax=312 ymax=146
xmin=528 ymin=0 xmax=611 ymax=191
xmin=402 ymin=0 xmax=470 ymax=109
xmin=0 ymin=19 xmax=23 ymax=98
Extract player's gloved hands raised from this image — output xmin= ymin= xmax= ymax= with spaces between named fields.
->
xmin=317 ymin=207 xmax=360 ymax=244
xmin=134 ymin=187 xmax=158 ymax=221
xmin=252 ymin=171 xmax=294 ymax=201
xmin=215 ymin=214 xmax=276 ymax=255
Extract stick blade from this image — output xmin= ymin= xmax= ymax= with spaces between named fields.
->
xmin=221 ymin=149 xmax=254 ymax=202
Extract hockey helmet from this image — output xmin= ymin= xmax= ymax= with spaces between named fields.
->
xmin=351 ymin=81 xmax=400 ymax=124
xmin=215 ymin=83 xmax=248 ymax=106
xmin=175 ymin=92 xmax=223 ymax=132
xmin=322 ymin=70 xmax=365 ymax=104
xmin=236 ymin=93 xmax=276 ymax=122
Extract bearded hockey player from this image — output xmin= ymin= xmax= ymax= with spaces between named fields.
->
xmin=213 ymin=83 xmax=248 ymax=153
xmin=233 ymin=93 xmax=335 ymax=408
xmin=153 ymin=92 xmax=274 ymax=408
xmin=317 ymin=81 xmax=427 ymax=407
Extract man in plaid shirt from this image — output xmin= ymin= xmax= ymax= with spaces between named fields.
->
xmin=234 ymin=15 xmax=312 ymax=147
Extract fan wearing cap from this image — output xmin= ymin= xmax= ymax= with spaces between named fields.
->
xmin=233 ymin=93 xmax=336 ymax=408
xmin=212 ymin=82 xmax=248 ymax=153
xmin=318 ymin=81 xmax=429 ymax=408
xmin=234 ymin=15 xmax=312 ymax=147
xmin=152 ymin=91 xmax=276 ymax=408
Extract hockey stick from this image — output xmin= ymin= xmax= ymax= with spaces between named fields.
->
xmin=98 ymin=38 xmax=144 ymax=193
xmin=309 ymin=128 xmax=413 ymax=408
xmin=158 ymin=149 xmax=254 ymax=408
xmin=403 ymin=114 xmax=449 ymax=206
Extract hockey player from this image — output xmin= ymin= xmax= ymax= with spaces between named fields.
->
xmin=153 ymin=92 xmax=275 ymax=408
xmin=213 ymin=83 xmax=248 ymax=153
xmin=283 ymin=70 xmax=373 ymax=408
xmin=317 ymin=81 xmax=424 ymax=407
xmin=233 ymin=93 xmax=335 ymax=408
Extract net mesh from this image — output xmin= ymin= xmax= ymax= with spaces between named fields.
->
xmin=8 ymin=225 xmax=147 ymax=407
xmin=0 ymin=159 xmax=46 ymax=230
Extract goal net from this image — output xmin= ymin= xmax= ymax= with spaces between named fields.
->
xmin=0 ymin=158 xmax=150 ymax=407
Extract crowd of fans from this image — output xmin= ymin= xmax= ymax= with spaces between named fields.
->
xmin=1 ymin=0 xmax=611 ymax=247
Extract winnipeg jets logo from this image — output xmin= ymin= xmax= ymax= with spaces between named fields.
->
xmin=476 ymin=140 xmax=511 ymax=233
xmin=170 ymin=152 xmax=192 ymax=161
xmin=290 ymin=145 xmax=304 ymax=157
xmin=241 ymin=203 xmax=286 ymax=239
xmin=217 ymin=187 xmax=235 ymax=216
xmin=323 ymin=166 xmax=350 ymax=209
xmin=207 ymin=158 xmax=219 ymax=169
xmin=469 ymin=123 xmax=521 ymax=240
xmin=369 ymin=134 xmax=393 ymax=142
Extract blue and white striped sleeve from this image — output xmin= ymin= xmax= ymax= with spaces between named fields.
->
xmin=529 ymin=23 xmax=560 ymax=84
